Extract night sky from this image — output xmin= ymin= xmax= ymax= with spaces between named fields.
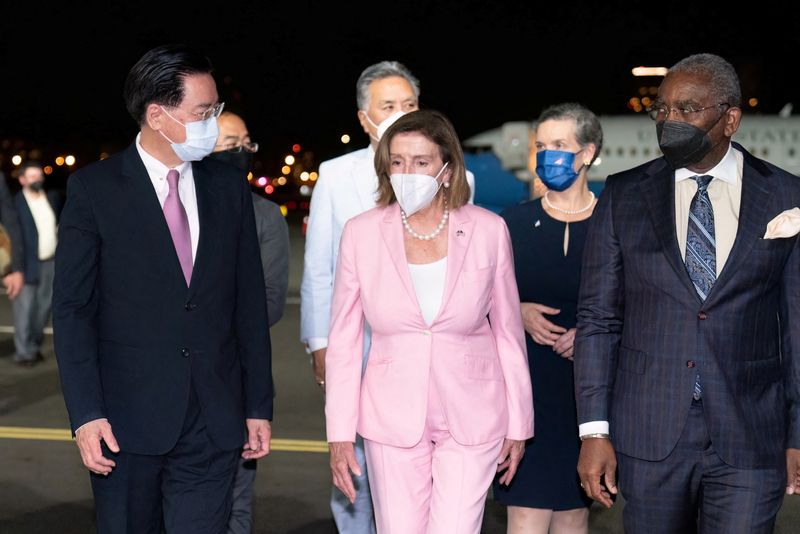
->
xmin=3 ymin=0 xmax=800 ymax=186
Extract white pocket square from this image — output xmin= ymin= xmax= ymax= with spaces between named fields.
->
xmin=763 ymin=207 xmax=800 ymax=239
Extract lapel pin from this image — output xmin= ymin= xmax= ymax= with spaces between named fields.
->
xmin=534 ymin=220 xmax=541 ymax=228
xmin=456 ymin=229 xmax=464 ymax=237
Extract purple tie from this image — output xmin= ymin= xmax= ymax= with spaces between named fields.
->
xmin=163 ymin=169 xmax=193 ymax=285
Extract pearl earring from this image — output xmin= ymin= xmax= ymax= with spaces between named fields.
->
xmin=444 ymin=182 xmax=450 ymax=188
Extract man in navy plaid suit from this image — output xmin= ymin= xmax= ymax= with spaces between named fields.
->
xmin=574 ymin=52 xmax=800 ymax=533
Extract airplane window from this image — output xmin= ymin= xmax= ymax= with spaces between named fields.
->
xmin=644 ymin=148 xmax=651 ymax=156
xmin=630 ymin=148 xmax=637 ymax=156
xmin=604 ymin=148 xmax=612 ymax=156
xmin=617 ymin=147 xmax=624 ymax=156
xmin=790 ymin=148 xmax=796 ymax=157
xmin=763 ymin=148 xmax=769 ymax=157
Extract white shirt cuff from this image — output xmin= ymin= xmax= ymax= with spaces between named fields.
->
xmin=75 ymin=418 xmax=108 ymax=434
xmin=306 ymin=337 xmax=328 ymax=353
xmin=579 ymin=421 xmax=609 ymax=437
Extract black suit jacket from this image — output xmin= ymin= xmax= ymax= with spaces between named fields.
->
xmin=53 ymin=143 xmax=273 ymax=455
xmin=14 ymin=189 xmax=62 ymax=284
xmin=575 ymin=143 xmax=800 ymax=469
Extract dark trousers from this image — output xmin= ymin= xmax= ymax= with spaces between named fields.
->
xmin=617 ymin=399 xmax=785 ymax=534
xmin=90 ymin=386 xmax=239 ymax=534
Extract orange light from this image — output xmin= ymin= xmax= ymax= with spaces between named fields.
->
xmin=43 ymin=166 xmax=53 ymax=175
xmin=55 ymin=156 xmax=65 ymax=166
xmin=264 ymin=185 xmax=274 ymax=194
xmin=292 ymin=144 xmax=301 ymax=153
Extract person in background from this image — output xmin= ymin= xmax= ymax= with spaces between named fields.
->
xmin=53 ymin=43 xmax=273 ymax=533
xmin=212 ymin=109 xmax=289 ymax=534
xmin=575 ymin=52 xmax=800 ymax=532
xmin=12 ymin=161 xmax=61 ymax=367
xmin=326 ymin=110 xmax=533 ymax=534
xmin=0 ymin=171 xmax=26 ymax=304
xmin=492 ymin=103 xmax=601 ymax=534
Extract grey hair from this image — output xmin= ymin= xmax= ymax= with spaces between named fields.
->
xmin=668 ymin=53 xmax=742 ymax=108
xmin=533 ymin=102 xmax=604 ymax=163
xmin=356 ymin=60 xmax=420 ymax=110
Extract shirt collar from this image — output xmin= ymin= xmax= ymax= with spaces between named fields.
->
xmin=674 ymin=144 xmax=738 ymax=184
xmin=135 ymin=132 xmax=190 ymax=180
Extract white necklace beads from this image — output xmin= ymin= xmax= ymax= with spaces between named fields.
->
xmin=401 ymin=203 xmax=449 ymax=240
xmin=543 ymin=191 xmax=595 ymax=214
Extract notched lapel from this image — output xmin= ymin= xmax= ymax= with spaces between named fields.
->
xmin=188 ymin=162 xmax=221 ymax=294
xmin=121 ymin=146 xmax=188 ymax=287
xmin=437 ymin=208 xmax=475 ymax=321
xmin=353 ymin=151 xmax=378 ymax=211
xmin=706 ymin=160 xmax=772 ymax=303
xmin=640 ymin=162 xmax=699 ymax=298
xmin=380 ymin=205 xmax=420 ymax=312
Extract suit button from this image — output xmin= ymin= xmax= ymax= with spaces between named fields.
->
xmin=697 ymin=311 xmax=707 ymax=320
xmin=185 ymin=302 xmax=195 ymax=311
xmin=686 ymin=360 xmax=696 ymax=368
xmin=181 ymin=348 xmax=190 ymax=358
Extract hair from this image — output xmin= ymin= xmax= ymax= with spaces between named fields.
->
xmin=668 ymin=53 xmax=742 ymax=108
xmin=533 ymin=102 xmax=604 ymax=164
xmin=374 ymin=110 xmax=470 ymax=209
xmin=356 ymin=60 xmax=420 ymax=110
xmin=19 ymin=161 xmax=43 ymax=175
xmin=123 ymin=44 xmax=214 ymax=125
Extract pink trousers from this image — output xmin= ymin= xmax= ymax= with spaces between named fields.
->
xmin=363 ymin=381 xmax=504 ymax=534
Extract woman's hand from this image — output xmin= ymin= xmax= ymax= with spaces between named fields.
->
xmin=520 ymin=302 xmax=566 ymax=346
xmin=329 ymin=441 xmax=361 ymax=504
xmin=496 ymin=438 xmax=526 ymax=485
xmin=552 ymin=327 xmax=576 ymax=360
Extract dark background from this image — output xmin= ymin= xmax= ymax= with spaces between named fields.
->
xmin=2 ymin=0 xmax=800 ymax=193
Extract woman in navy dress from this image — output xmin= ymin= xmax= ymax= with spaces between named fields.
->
xmin=493 ymin=103 xmax=603 ymax=534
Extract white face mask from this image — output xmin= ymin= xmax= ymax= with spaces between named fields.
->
xmin=365 ymin=110 xmax=406 ymax=143
xmin=159 ymin=106 xmax=219 ymax=161
xmin=390 ymin=162 xmax=449 ymax=216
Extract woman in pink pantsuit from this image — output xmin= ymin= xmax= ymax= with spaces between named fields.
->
xmin=325 ymin=110 xmax=534 ymax=534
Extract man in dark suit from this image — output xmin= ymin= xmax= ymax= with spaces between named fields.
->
xmin=53 ymin=44 xmax=273 ymax=534
xmin=13 ymin=161 xmax=61 ymax=367
xmin=0 ymin=171 xmax=26 ymax=302
xmin=574 ymin=52 xmax=800 ymax=533
xmin=211 ymin=110 xmax=289 ymax=534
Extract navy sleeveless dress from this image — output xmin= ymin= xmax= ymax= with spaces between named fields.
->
xmin=492 ymin=199 xmax=593 ymax=510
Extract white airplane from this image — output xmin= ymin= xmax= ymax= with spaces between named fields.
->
xmin=463 ymin=105 xmax=800 ymax=187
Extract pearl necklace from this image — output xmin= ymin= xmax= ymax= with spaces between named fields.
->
xmin=401 ymin=203 xmax=449 ymax=240
xmin=543 ymin=191 xmax=595 ymax=214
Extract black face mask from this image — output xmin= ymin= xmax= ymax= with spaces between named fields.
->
xmin=210 ymin=150 xmax=253 ymax=172
xmin=656 ymin=114 xmax=725 ymax=170
xmin=28 ymin=181 xmax=44 ymax=192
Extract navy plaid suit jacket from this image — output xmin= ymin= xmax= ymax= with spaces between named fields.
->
xmin=574 ymin=143 xmax=800 ymax=469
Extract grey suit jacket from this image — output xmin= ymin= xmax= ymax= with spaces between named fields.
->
xmin=574 ymin=143 xmax=800 ymax=469
xmin=252 ymin=193 xmax=289 ymax=327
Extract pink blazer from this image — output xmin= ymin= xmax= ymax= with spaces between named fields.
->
xmin=325 ymin=203 xmax=534 ymax=447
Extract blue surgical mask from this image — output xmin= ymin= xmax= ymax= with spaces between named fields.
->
xmin=159 ymin=106 xmax=219 ymax=161
xmin=535 ymin=149 xmax=584 ymax=192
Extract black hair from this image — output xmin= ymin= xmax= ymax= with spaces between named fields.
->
xmin=123 ymin=43 xmax=213 ymax=125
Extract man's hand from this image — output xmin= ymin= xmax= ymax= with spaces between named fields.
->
xmin=3 ymin=271 xmax=23 ymax=300
xmin=329 ymin=441 xmax=360 ymax=504
xmin=312 ymin=347 xmax=327 ymax=391
xmin=786 ymin=448 xmax=800 ymax=494
xmin=75 ymin=418 xmax=119 ymax=475
xmin=242 ymin=419 xmax=272 ymax=460
xmin=496 ymin=438 xmax=526 ymax=485
xmin=577 ymin=437 xmax=618 ymax=508
xmin=520 ymin=302 xmax=566 ymax=346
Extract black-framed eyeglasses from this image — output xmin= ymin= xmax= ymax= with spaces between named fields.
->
xmin=645 ymin=102 xmax=730 ymax=121
xmin=188 ymin=101 xmax=225 ymax=121
xmin=218 ymin=141 xmax=259 ymax=153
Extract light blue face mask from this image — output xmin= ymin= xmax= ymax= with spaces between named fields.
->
xmin=159 ymin=106 xmax=219 ymax=161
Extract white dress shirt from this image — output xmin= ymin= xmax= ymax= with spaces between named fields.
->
xmin=135 ymin=133 xmax=200 ymax=262
xmin=23 ymin=190 xmax=57 ymax=260
xmin=579 ymin=144 xmax=744 ymax=438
